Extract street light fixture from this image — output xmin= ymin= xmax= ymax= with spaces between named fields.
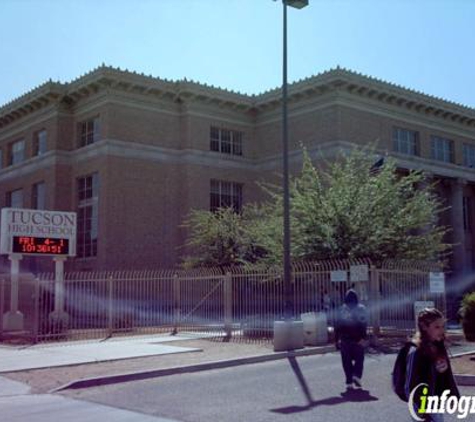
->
xmin=273 ymin=0 xmax=309 ymax=351
xmin=285 ymin=0 xmax=309 ymax=9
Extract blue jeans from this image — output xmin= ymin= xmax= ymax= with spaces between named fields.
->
xmin=340 ymin=340 xmax=364 ymax=384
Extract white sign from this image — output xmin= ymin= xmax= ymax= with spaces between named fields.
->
xmin=429 ymin=272 xmax=445 ymax=294
xmin=0 ymin=208 xmax=77 ymax=256
xmin=350 ymin=265 xmax=369 ymax=282
xmin=331 ymin=270 xmax=347 ymax=282
xmin=414 ymin=301 xmax=435 ymax=329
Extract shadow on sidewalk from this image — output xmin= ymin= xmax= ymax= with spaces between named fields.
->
xmin=270 ymin=356 xmax=379 ymax=415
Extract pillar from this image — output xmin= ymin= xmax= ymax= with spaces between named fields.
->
xmin=48 ymin=256 xmax=69 ymax=327
xmin=450 ymin=178 xmax=467 ymax=275
xmin=3 ymin=254 xmax=24 ymax=331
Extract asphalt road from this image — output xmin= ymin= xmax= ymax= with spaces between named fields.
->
xmin=63 ymin=352 xmax=475 ymax=422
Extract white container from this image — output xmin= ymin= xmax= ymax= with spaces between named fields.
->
xmin=301 ymin=312 xmax=328 ymax=346
xmin=273 ymin=319 xmax=304 ymax=352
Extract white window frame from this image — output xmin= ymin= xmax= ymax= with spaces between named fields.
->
xmin=31 ymin=181 xmax=46 ymax=210
xmin=6 ymin=188 xmax=23 ymax=208
xmin=9 ymin=139 xmax=25 ymax=165
xmin=79 ymin=117 xmax=100 ymax=147
xmin=77 ymin=173 xmax=99 ymax=258
xmin=210 ymin=179 xmax=243 ymax=212
xmin=210 ymin=126 xmax=243 ymax=156
xmin=463 ymin=143 xmax=475 ymax=168
xmin=392 ymin=127 xmax=419 ymax=156
xmin=33 ymin=129 xmax=47 ymax=156
xmin=431 ymin=136 xmax=454 ymax=163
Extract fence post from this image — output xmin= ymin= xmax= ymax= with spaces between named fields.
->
xmin=107 ymin=276 xmax=114 ymax=338
xmin=0 ymin=277 xmax=4 ymax=338
xmin=224 ymin=272 xmax=233 ymax=340
xmin=32 ymin=278 xmax=40 ymax=344
xmin=369 ymin=266 xmax=381 ymax=337
xmin=172 ymin=274 xmax=181 ymax=335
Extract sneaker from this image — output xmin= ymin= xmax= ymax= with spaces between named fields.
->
xmin=352 ymin=376 xmax=362 ymax=389
xmin=346 ymin=383 xmax=354 ymax=390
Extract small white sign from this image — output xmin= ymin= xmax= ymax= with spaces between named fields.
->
xmin=331 ymin=270 xmax=347 ymax=282
xmin=429 ymin=272 xmax=445 ymax=294
xmin=350 ymin=265 xmax=369 ymax=282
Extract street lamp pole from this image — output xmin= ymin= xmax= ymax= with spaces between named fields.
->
xmin=273 ymin=0 xmax=308 ymax=351
xmin=281 ymin=0 xmax=308 ymax=320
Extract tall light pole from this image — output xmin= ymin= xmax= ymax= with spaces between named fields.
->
xmin=281 ymin=0 xmax=308 ymax=320
xmin=273 ymin=0 xmax=309 ymax=352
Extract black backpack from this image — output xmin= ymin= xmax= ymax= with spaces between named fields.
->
xmin=392 ymin=341 xmax=416 ymax=401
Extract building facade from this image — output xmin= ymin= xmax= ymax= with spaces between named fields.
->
xmin=1 ymin=66 xmax=475 ymax=277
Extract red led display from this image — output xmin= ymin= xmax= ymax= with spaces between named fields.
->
xmin=12 ymin=236 xmax=69 ymax=255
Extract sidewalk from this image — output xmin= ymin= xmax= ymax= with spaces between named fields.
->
xmin=1 ymin=332 xmax=474 ymax=395
xmin=0 ymin=334 xmax=202 ymax=373
xmin=0 ymin=333 xmax=333 ymax=394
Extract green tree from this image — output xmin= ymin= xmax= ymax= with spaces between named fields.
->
xmin=287 ymin=148 xmax=450 ymax=264
xmin=181 ymin=206 xmax=268 ymax=268
xmin=181 ymin=147 xmax=451 ymax=267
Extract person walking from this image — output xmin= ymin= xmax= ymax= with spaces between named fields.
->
xmin=335 ymin=288 xmax=368 ymax=390
xmin=405 ymin=308 xmax=459 ymax=422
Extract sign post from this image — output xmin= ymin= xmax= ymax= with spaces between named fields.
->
xmin=3 ymin=254 xmax=23 ymax=330
xmin=51 ymin=256 xmax=68 ymax=324
xmin=1 ymin=208 xmax=76 ymax=331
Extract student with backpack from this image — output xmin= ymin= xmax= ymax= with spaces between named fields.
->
xmin=394 ymin=307 xmax=459 ymax=421
xmin=335 ymin=289 xmax=368 ymax=390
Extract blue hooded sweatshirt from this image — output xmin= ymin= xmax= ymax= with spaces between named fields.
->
xmin=335 ymin=289 xmax=368 ymax=343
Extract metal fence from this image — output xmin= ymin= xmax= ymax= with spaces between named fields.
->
xmin=0 ymin=259 xmax=445 ymax=343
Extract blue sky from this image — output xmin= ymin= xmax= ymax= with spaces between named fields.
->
xmin=1 ymin=0 xmax=475 ymax=108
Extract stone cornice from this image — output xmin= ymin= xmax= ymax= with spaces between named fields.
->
xmin=0 ymin=65 xmax=255 ymax=129
xmin=2 ymin=65 xmax=475 ymax=131
xmin=255 ymin=68 xmax=475 ymax=128
xmin=0 ymin=82 xmax=65 ymax=128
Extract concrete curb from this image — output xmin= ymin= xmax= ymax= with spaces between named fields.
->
xmin=51 ymin=344 xmax=475 ymax=392
xmin=454 ymin=374 xmax=475 ymax=387
xmin=51 ymin=345 xmax=335 ymax=393
xmin=452 ymin=350 xmax=475 ymax=386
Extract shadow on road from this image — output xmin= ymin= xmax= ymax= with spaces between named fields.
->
xmin=270 ymin=356 xmax=379 ymax=415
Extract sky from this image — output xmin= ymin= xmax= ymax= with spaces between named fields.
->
xmin=1 ymin=0 xmax=475 ymax=109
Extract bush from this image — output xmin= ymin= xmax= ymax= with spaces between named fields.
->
xmin=459 ymin=292 xmax=475 ymax=342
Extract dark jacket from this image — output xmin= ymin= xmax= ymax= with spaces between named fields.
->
xmin=405 ymin=341 xmax=460 ymax=400
xmin=405 ymin=341 xmax=460 ymax=421
xmin=335 ymin=289 xmax=368 ymax=343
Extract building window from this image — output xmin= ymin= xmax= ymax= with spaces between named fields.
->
xmin=6 ymin=189 xmax=23 ymax=208
xmin=392 ymin=128 xmax=419 ymax=156
xmin=210 ymin=127 xmax=243 ymax=156
xmin=431 ymin=136 xmax=454 ymax=163
xmin=77 ymin=173 xmax=99 ymax=258
xmin=31 ymin=182 xmax=46 ymax=210
xmin=210 ymin=179 xmax=243 ymax=212
xmin=8 ymin=139 xmax=25 ymax=165
xmin=463 ymin=143 xmax=475 ymax=168
xmin=79 ymin=117 xmax=100 ymax=147
xmin=33 ymin=130 xmax=47 ymax=156
xmin=463 ymin=196 xmax=472 ymax=232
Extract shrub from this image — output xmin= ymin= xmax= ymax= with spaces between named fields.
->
xmin=459 ymin=292 xmax=475 ymax=342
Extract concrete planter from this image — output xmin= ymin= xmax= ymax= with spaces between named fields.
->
xmin=273 ymin=319 xmax=304 ymax=352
